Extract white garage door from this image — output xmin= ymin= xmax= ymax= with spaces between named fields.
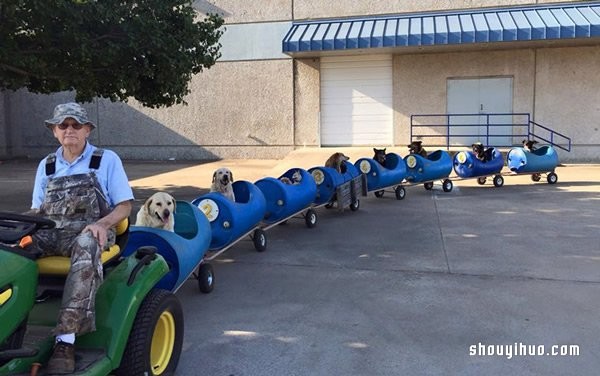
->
xmin=320 ymin=55 xmax=393 ymax=146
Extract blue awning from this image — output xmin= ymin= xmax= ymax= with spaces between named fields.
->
xmin=282 ymin=2 xmax=600 ymax=54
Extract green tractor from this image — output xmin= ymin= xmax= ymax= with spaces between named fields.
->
xmin=0 ymin=212 xmax=184 ymax=375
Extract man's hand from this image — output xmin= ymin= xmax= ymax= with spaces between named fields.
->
xmin=83 ymin=223 xmax=109 ymax=249
xmin=84 ymin=201 xmax=132 ymax=249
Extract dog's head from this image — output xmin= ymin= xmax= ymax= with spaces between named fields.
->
xmin=407 ymin=141 xmax=423 ymax=154
xmin=212 ymin=167 xmax=234 ymax=187
xmin=333 ymin=152 xmax=350 ymax=164
xmin=471 ymin=142 xmax=485 ymax=155
xmin=373 ymin=148 xmax=387 ymax=165
xmin=523 ymin=139 xmax=538 ymax=151
xmin=144 ymin=192 xmax=176 ymax=227
xmin=291 ymin=169 xmax=303 ymax=183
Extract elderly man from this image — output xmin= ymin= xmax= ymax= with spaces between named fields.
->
xmin=29 ymin=102 xmax=134 ymax=374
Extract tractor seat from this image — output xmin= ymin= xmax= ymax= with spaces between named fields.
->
xmin=36 ymin=218 xmax=130 ymax=276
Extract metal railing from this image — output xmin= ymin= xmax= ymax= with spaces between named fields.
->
xmin=528 ymin=120 xmax=572 ymax=152
xmin=410 ymin=113 xmax=571 ymax=151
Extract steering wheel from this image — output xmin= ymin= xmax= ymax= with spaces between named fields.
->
xmin=0 ymin=212 xmax=55 ymax=244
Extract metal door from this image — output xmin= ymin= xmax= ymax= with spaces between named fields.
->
xmin=320 ymin=55 xmax=393 ymax=146
xmin=447 ymin=77 xmax=513 ymax=146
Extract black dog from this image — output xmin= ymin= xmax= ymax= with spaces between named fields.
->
xmin=471 ymin=142 xmax=494 ymax=162
xmin=523 ymin=139 xmax=538 ymax=152
xmin=373 ymin=148 xmax=386 ymax=166
xmin=407 ymin=141 xmax=428 ymax=158
xmin=472 ymin=142 xmax=487 ymax=162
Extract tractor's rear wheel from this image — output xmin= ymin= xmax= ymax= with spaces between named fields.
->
xmin=115 ymin=289 xmax=183 ymax=376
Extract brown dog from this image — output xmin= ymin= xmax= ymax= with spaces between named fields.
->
xmin=211 ymin=167 xmax=236 ymax=201
xmin=325 ymin=152 xmax=350 ymax=174
xmin=135 ymin=192 xmax=176 ymax=231
xmin=408 ymin=141 xmax=428 ymax=158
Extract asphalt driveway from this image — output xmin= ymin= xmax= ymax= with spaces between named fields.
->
xmin=1 ymin=154 xmax=598 ymax=376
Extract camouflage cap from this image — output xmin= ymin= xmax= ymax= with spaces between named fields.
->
xmin=44 ymin=102 xmax=96 ymax=129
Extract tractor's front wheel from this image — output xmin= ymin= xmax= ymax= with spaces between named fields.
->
xmin=116 ymin=289 xmax=183 ymax=376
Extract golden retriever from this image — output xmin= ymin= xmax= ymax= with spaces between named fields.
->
xmin=135 ymin=192 xmax=176 ymax=231
xmin=211 ymin=167 xmax=236 ymax=201
xmin=325 ymin=152 xmax=350 ymax=174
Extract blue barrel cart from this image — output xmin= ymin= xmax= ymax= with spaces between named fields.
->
xmin=191 ymin=180 xmax=268 ymax=262
xmin=354 ymin=152 xmax=408 ymax=200
xmin=404 ymin=150 xmax=454 ymax=192
xmin=453 ymin=147 xmax=505 ymax=187
xmin=308 ymin=161 xmax=366 ymax=211
xmin=255 ymin=168 xmax=319 ymax=229
xmin=506 ymin=145 xmax=559 ymax=184
xmin=124 ymin=201 xmax=215 ymax=293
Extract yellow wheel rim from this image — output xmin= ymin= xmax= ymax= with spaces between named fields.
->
xmin=456 ymin=151 xmax=467 ymax=164
xmin=150 ymin=311 xmax=175 ymax=375
xmin=406 ymin=155 xmax=417 ymax=169
xmin=359 ymin=160 xmax=371 ymax=173
xmin=311 ymin=169 xmax=325 ymax=185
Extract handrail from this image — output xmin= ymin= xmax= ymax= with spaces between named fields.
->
xmin=529 ymin=121 xmax=571 ymax=152
xmin=410 ymin=113 xmax=571 ymax=152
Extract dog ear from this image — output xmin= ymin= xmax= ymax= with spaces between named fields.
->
xmin=171 ymin=198 xmax=177 ymax=213
xmin=212 ymin=171 xmax=217 ymax=183
xmin=145 ymin=198 xmax=153 ymax=213
xmin=383 ymin=148 xmax=386 ymax=153
xmin=229 ymin=171 xmax=234 ymax=182
xmin=373 ymin=148 xmax=377 ymax=153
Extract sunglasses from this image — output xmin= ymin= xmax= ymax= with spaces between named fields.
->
xmin=57 ymin=122 xmax=85 ymax=130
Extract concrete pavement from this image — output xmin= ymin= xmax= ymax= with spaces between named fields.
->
xmin=1 ymin=148 xmax=599 ymax=375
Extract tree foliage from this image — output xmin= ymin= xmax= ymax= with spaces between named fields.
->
xmin=0 ymin=0 xmax=224 ymax=108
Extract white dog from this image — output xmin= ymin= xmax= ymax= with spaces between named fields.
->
xmin=135 ymin=192 xmax=176 ymax=231
xmin=211 ymin=167 xmax=236 ymax=202
xmin=280 ymin=169 xmax=303 ymax=185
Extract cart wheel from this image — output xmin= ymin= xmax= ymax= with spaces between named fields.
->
xmin=477 ymin=177 xmax=487 ymax=185
xmin=531 ymin=173 xmax=541 ymax=182
xmin=115 ymin=289 xmax=183 ymax=376
xmin=547 ymin=172 xmax=558 ymax=184
xmin=304 ymin=209 xmax=318 ymax=228
xmin=197 ymin=263 xmax=214 ymax=294
xmin=394 ymin=186 xmax=406 ymax=200
xmin=442 ymin=179 xmax=453 ymax=192
xmin=424 ymin=182 xmax=434 ymax=190
xmin=252 ymin=229 xmax=267 ymax=252
xmin=374 ymin=190 xmax=384 ymax=198
xmin=493 ymin=175 xmax=504 ymax=187
xmin=349 ymin=199 xmax=360 ymax=211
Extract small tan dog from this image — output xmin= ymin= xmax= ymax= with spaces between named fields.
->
xmin=325 ymin=152 xmax=350 ymax=174
xmin=211 ymin=167 xmax=236 ymax=201
xmin=135 ymin=192 xmax=176 ymax=231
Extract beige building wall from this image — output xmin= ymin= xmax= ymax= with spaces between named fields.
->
xmin=294 ymin=58 xmax=320 ymax=147
xmin=2 ymin=0 xmax=598 ymax=161
xmin=9 ymin=60 xmax=295 ymax=160
xmin=535 ymin=46 xmax=600 ymax=161
xmin=196 ymin=0 xmax=291 ymax=23
xmin=293 ymin=0 xmax=582 ymax=20
xmin=394 ymin=49 xmax=535 ymax=144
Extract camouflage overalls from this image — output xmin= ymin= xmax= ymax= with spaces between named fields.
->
xmin=30 ymin=151 xmax=115 ymax=335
